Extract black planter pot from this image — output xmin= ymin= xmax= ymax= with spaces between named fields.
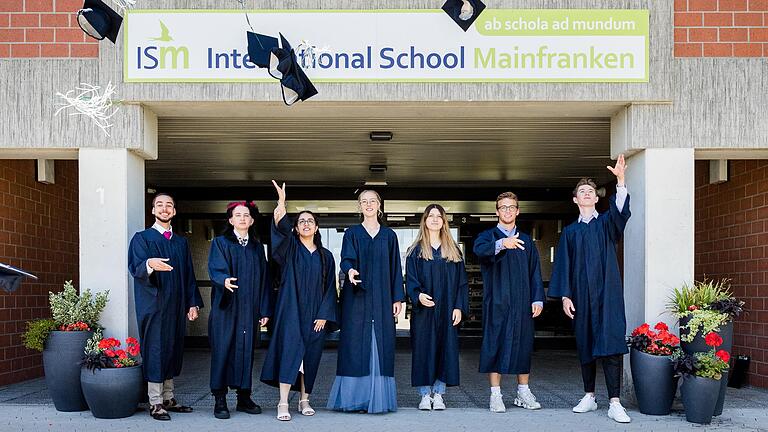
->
xmin=680 ymin=317 xmax=733 ymax=355
xmin=43 ymin=330 xmax=92 ymax=412
xmin=80 ymin=365 xmax=143 ymax=419
xmin=713 ymin=371 xmax=729 ymax=416
xmin=630 ymin=348 xmax=676 ymax=415
xmin=680 ymin=374 xmax=721 ymax=424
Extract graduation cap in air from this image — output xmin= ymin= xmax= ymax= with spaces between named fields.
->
xmin=0 ymin=263 xmax=38 ymax=293
xmin=441 ymin=0 xmax=486 ymax=32
xmin=77 ymin=0 xmax=124 ymax=43
xmin=246 ymin=32 xmax=318 ymax=106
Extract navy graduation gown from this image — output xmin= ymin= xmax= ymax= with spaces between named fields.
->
xmin=128 ymin=229 xmax=203 ymax=383
xmin=260 ymin=217 xmax=338 ymax=393
xmin=207 ymin=235 xmax=272 ymax=391
xmin=473 ymin=229 xmax=544 ymax=374
xmin=548 ymin=195 xmax=631 ymax=364
xmin=337 ymin=224 xmax=404 ymax=377
xmin=406 ymin=246 xmax=469 ymax=387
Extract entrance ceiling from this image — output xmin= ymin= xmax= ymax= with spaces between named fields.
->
xmin=149 ymin=102 xmax=620 ymax=189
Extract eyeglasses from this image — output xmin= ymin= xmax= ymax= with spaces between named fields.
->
xmin=497 ymin=205 xmax=518 ymax=212
xmin=297 ymin=219 xmax=316 ymax=226
xmin=360 ymin=199 xmax=379 ymax=206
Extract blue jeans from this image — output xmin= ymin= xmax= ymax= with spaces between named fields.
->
xmin=418 ymin=380 xmax=446 ymax=396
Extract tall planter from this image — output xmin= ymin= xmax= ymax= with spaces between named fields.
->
xmin=80 ymin=365 xmax=143 ymax=419
xmin=679 ymin=317 xmax=733 ymax=415
xmin=679 ymin=317 xmax=733 ymax=355
xmin=630 ymin=348 xmax=676 ymax=415
xmin=713 ymin=371 xmax=728 ymax=416
xmin=680 ymin=374 xmax=720 ymax=424
xmin=43 ymin=331 xmax=92 ymax=412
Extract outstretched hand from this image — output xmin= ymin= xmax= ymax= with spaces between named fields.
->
xmin=607 ymin=154 xmax=626 ymax=185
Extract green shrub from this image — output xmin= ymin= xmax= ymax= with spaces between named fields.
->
xmin=22 ymin=319 xmax=56 ymax=352
xmin=49 ymin=280 xmax=109 ymax=327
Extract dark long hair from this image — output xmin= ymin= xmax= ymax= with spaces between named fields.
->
xmin=222 ymin=201 xmax=260 ymax=243
xmin=294 ymin=210 xmax=329 ymax=293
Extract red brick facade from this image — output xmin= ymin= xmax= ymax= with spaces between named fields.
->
xmin=695 ymin=160 xmax=768 ymax=389
xmin=0 ymin=0 xmax=99 ymax=58
xmin=675 ymin=0 xmax=768 ymax=57
xmin=0 ymin=160 xmax=79 ymax=386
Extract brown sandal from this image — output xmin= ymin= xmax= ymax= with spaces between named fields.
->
xmin=150 ymin=404 xmax=171 ymax=421
xmin=163 ymin=398 xmax=194 ymax=413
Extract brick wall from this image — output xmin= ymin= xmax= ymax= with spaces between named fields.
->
xmin=0 ymin=160 xmax=79 ymax=386
xmin=675 ymin=0 xmax=768 ymax=57
xmin=695 ymin=160 xmax=768 ymax=389
xmin=0 ymin=0 xmax=99 ymax=58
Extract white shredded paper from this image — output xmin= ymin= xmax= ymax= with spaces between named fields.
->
xmin=54 ymin=82 xmax=120 ymax=137
xmin=109 ymin=0 xmax=137 ymax=12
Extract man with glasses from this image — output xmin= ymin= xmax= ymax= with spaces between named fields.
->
xmin=473 ymin=192 xmax=545 ymax=413
xmin=549 ymin=155 xmax=632 ymax=423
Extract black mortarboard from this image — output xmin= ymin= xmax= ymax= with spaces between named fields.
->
xmin=0 ymin=263 xmax=37 ymax=293
xmin=245 ymin=31 xmax=318 ymax=105
xmin=441 ymin=0 xmax=486 ymax=32
xmin=246 ymin=31 xmax=279 ymax=68
xmin=77 ymin=0 xmax=123 ymax=44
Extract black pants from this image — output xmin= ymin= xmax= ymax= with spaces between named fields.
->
xmin=581 ymin=355 xmax=622 ymax=399
xmin=212 ymin=387 xmax=251 ymax=397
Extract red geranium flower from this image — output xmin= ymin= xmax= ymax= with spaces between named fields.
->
xmin=654 ymin=322 xmax=669 ymax=332
xmin=632 ymin=323 xmax=650 ymax=337
xmin=716 ymin=350 xmax=730 ymax=363
xmin=705 ymin=332 xmax=723 ymax=347
xmin=126 ymin=337 xmax=138 ymax=345
xmin=127 ymin=345 xmax=140 ymax=357
xmin=688 ymin=305 xmax=698 ymax=311
xmin=104 ymin=349 xmax=115 ymax=357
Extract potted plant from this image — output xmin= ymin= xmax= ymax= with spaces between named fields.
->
xmin=667 ymin=280 xmax=743 ymax=355
xmin=627 ymin=322 xmax=680 ymax=415
xmin=668 ymin=279 xmax=744 ymax=416
xmin=80 ymin=331 xmax=143 ymax=419
xmin=21 ymin=281 xmax=108 ymax=412
xmin=673 ymin=331 xmax=730 ymax=424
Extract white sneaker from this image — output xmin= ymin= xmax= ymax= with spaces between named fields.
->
xmin=432 ymin=393 xmax=446 ymax=410
xmin=489 ymin=393 xmax=506 ymax=413
xmin=607 ymin=402 xmax=631 ymax=423
xmin=513 ymin=389 xmax=542 ymax=410
xmin=418 ymin=394 xmax=432 ymax=410
xmin=572 ymin=394 xmax=598 ymax=413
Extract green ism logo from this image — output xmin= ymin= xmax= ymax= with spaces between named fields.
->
xmin=136 ymin=21 xmax=190 ymax=69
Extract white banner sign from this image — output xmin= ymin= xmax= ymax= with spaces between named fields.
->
xmin=124 ymin=9 xmax=649 ymax=83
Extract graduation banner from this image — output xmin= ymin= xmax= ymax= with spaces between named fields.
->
xmin=124 ymin=9 xmax=649 ymax=83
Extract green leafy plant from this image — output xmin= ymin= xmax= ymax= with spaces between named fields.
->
xmin=667 ymin=279 xmax=731 ymax=315
xmin=677 ymin=309 xmax=729 ymax=342
xmin=49 ymin=280 xmax=108 ymax=328
xmin=672 ymin=332 xmax=730 ymax=380
xmin=21 ymin=319 xmax=57 ymax=352
xmin=22 ymin=281 xmax=109 ymax=352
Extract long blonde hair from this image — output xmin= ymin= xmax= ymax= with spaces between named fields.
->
xmin=407 ymin=204 xmax=463 ymax=262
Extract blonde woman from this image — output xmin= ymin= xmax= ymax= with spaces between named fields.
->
xmin=406 ymin=204 xmax=468 ymax=411
xmin=327 ymin=190 xmax=404 ymax=413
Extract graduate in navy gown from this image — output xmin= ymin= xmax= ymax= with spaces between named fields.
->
xmin=473 ymin=192 xmax=545 ymax=414
xmin=207 ymin=201 xmax=272 ymax=419
xmin=261 ymin=181 xmax=338 ymax=421
xmin=548 ymin=155 xmax=632 ymax=424
xmin=128 ymin=193 xmax=203 ymax=421
xmin=406 ymin=204 xmax=468 ymax=411
xmin=327 ymin=190 xmax=404 ymax=413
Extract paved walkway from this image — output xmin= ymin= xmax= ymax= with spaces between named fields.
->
xmin=1 ymin=349 xmax=766 ymax=431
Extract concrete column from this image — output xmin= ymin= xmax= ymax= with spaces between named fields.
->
xmin=620 ymin=148 xmax=694 ymax=400
xmin=79 ymin=149 xmax=145 ymax=341
xmin=623 ymin=148 xmax=695 ymax=331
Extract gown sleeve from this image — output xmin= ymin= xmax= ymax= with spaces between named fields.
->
xmin=390 ymin=233 xmax=405 ymax=303
xmin=405 ymin=250 xmax=423 ymax=308
xmin=339 ymin=228 xmax=361 ymax=290
xmin=605 ymin=193 xmax=631 ymax=243
xmin=271 ymin=215 xmax=295 ymax=266
xmin=472 ymin=230 xmax=497 ymax=264
xmin=258 ymin=245 xmax=273 ymax=319
xmin=529 ymin=242 xmax=545 ymax=304
xmin=128 ymin=232 xmax=153 ymax=285
xmin=454 ymin=259 xmax=470 ymax=316
xmin=184 ymin=239 xmax=203 ymax=309
xmin=316 ymin=251 xmax=338 ymax=324
xmin=548 ymin=231 xmax=572 ymax=299
xmin=207 ymin=237 xmax=232 ymax=309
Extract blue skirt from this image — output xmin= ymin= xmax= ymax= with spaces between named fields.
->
xmin=327 ymin=328 xmax=397 ymax=413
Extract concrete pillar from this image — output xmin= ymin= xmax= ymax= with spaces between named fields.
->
xmin=620 ymin=148 xmax=695 ymax=400
xmin=79 ymin=149 xmax=145 ymax=341
xmin=623 ymin=148 xmax=695 ymax=331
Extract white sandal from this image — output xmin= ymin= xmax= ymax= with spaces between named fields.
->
xmin=299 ymin=399 xmax=315 ymax=416
xmin=277 ymin=403 xmax=291 ymax=421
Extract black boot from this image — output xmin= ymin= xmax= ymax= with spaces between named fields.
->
xmin=236 ymin=389 xmax=262 ymax=414
xmin=213 ymin=394 xmax=230 ymax=419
